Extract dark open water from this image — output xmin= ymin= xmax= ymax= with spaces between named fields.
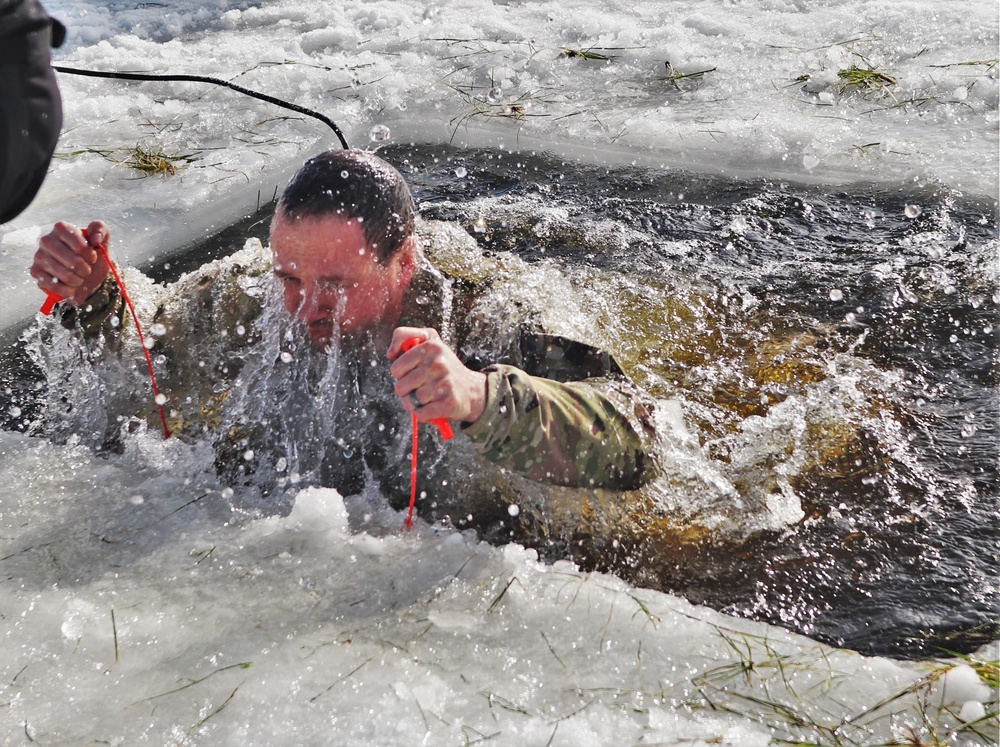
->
xmin=2 ymin=144 xmax=996 ymax=658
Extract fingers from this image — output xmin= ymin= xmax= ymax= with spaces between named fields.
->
xmin=388 ymin=327 xmax=487 ymax=424
xmin=387 ymin=326 xmax=439 ymax=361
xmin=30 ymin=220 xmax=112 ymax=306
xmin=85 ymin=220 xmax=111 ymax=248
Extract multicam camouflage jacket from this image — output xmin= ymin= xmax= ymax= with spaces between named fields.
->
xmin=50 ymin=219 xmax=656 ymax=529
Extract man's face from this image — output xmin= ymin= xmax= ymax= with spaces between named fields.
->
xmin=270 ymin=212 xmax=413 ymax=350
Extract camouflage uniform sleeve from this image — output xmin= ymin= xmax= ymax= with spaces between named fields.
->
xmin=57 ymin=274 xmax=125 ymax=339
xmin=461 ymin=364 xmax=656 ymax=490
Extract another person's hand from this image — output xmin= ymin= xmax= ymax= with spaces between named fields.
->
xmin=387 ymin=327 xmax=488 ymax=425
xmin=30 ymin=220 xmax=112 ymax=306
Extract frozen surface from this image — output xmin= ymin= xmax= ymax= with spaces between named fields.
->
xmin=0 ymin=429 xmax=996 ymax=746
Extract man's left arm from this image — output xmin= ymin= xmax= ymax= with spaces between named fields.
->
xmin=461 ymin=364 xmax=653 ymax=490
xmin=388 ymin=328 xmax=656 ymax=491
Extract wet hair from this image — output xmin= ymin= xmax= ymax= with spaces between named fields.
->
xmin=275 ymin=149 xmax=415 ymax=262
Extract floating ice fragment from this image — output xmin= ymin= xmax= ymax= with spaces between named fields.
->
xmin=8 ymin=406 xmax=20 ymax=417
xmin=130 ymin=494 xmax=144 ymax=505
xmin=959 ymin=700 xmax=986 ymax=723
xmin=149 ymin=323 xmax=167 ymax=336
xmin=472 ymin=217 xmax=487 ymax=233
xmin=904 ymin=204 xmax=922 ymax=219
xmin=280 ymin=351 xmax=294 ymax=363
xmin=829 ymin=288 xmax=844 ymax=301
xmin=941 ymin=663 xmax=991 ymax=704
xmin=276 ymin=457 xmax=287 ymax=472
xmin=369 ymin=124 xmax=391 ymax=142
xmin=802 ymin=154 xmax=820 ymax=170
xmin=953 ymin=86 xmax=968 ymax=101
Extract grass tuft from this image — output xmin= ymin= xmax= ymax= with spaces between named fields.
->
xmin=837 ymin=65 xmax=897 ymax=93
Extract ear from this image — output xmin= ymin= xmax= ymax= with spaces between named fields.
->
xmin=395 ymin=235 xmax=417 ymax=286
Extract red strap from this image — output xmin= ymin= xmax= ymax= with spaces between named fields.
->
xmin=401 ymin=336 xmax=455 ymax=528
xmin=39 ymin=228 xmax=170 ymax=439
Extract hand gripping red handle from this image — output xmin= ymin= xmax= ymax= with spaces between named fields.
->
xmin=401 ymin=337 xmax=454 ymax=440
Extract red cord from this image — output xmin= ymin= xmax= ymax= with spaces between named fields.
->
xmin=405 ymin=411 xmax=418 ymax=529
xmin=39 ymin=230 xmax=170 ymax=439
xmin=97 ymin=243 xmax=171 ymax=439
xmin=401 ymin=336 xmax=455 ymax=528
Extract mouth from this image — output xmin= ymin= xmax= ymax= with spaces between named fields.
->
xmin=306 ymin=320 xmax=334 ymax=347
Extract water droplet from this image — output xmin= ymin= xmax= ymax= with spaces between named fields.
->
xmin=949 ymin=334 xmax=958 ymax=343
xmin=507 ymin=504 xmax=520 ymax=517
xmin=486 ymin=87 xmax=503 ymax=104
xmin=904 ymin=204 xmax=922 ymax=219
xmin=829 ymin=288 xmax=844 ymax=301
xmin=454 ymin=166 xmax=467 ymax=178
xmin=276 ymin=457 xmax=287 ymax=472
xmin=130 ymin=494 xmax=144 ymax=505
xmin=341 ymin=170 xmax=349 ymax=179
xmin=369 ymin=124 xmax=391 ymax=142
xmin=472 ymin=217 xmax=487 ymax=233
xmin=289 ymin=471 xmax=301 ymax=484
xmin=8 ymin=406 xmax=21 ymax=417
xmin=236 ymin=324 xmax=246 ymax=336
xmin=149 ymin=323 xmax=167 ymax=336
xmin=243 ymin=450 xmax=254 ymax=461
xmin=221 ymin=487 xmax=235 ymax=499
xmin=280 ymin=351 xmax=294 ymax=363
xmin=154 ymin=393 xmax=167 ymax=405
xmin=350 ymin=75 xmax=362 ymax=89
xmin=143 ymin=337 xmax=156 ymax=349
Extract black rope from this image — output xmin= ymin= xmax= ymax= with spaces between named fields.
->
xmin=53 ymin=66 xmax=350 ymax=149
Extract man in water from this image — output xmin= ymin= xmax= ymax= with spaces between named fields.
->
xmin=0 ymin=0 xmax=63 ymax=224
xmin=29 ymin=149 xmax=654 ymax=526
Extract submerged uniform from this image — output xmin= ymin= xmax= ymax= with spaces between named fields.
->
xmin=45 ymin=219 xmax=656 ymax=530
